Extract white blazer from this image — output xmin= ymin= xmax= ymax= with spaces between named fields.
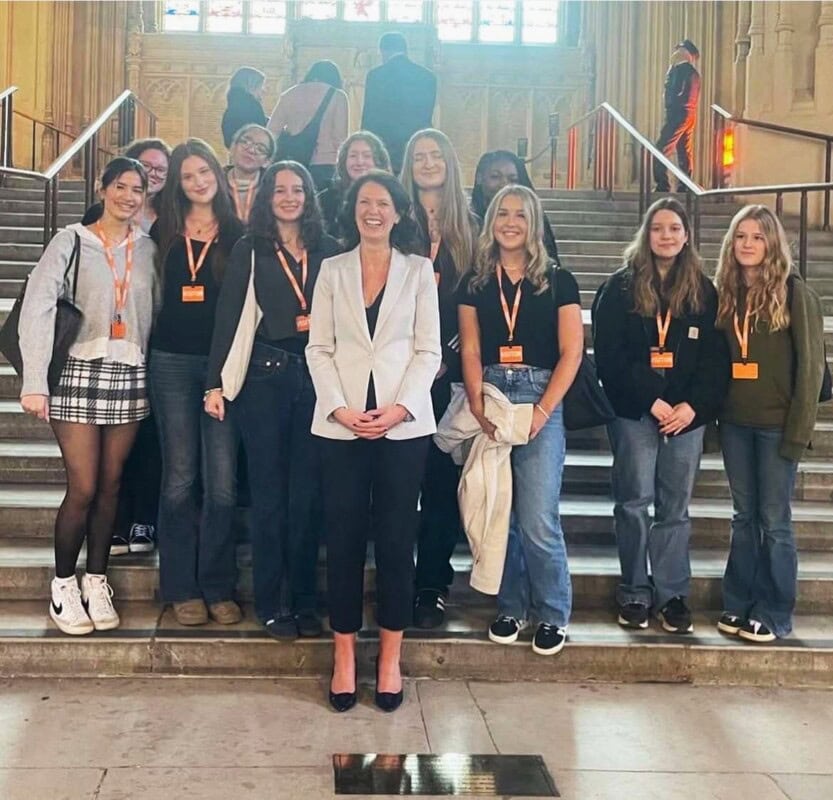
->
xmin=306 ymin=246 xmax=441 ymax=440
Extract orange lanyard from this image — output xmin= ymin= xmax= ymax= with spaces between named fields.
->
xmin=94 ymin=223 xmax=134 ymax=317
xmin=229 ymin=174 xmax=257 ymax=223
xmin=733 ymin=309 xmax=751 ymax=361
xmin=496 ymin=264 xmax=522 ymax=342
xmin=656 ymin=309 xmax=672 ymax=351
xmin=275 ymin=246 xmax=308 ymax=313
xmin=184 ymin=234 xmax=215 ymax=283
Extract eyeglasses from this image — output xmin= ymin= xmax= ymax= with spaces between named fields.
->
xmin=139 ymin=162 xmax=168 ymax=179
xmin=237 ymin=137 xmax=271 ymax=157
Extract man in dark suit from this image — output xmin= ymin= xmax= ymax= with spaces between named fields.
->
xmin=361 ymin=32 xmax=437 ymax=174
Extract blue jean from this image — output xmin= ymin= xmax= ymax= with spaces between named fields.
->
xmin=149 ymin=350 xmax=239 ymax=605
xmin=720 ymin=422 xmax=798 ymax=637
xmin=231 ymin=342 xmax=320 ymax=623
xmin=608 ymin=415 xmax=704 ymax=610
xmin=483 ymin=365 xmax=572 ymax=628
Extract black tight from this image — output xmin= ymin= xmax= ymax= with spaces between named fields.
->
xmin=51 ymin=420 xmax=140 ymax=578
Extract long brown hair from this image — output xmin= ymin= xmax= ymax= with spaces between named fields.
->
xmin=715 ymin=204 xmax=792 ymax=331
xmin=623 ymin=197 xmax=704 ymax=316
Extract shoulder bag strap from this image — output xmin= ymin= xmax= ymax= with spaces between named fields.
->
xmin=63 ymin=233 xmax=81 ymax=303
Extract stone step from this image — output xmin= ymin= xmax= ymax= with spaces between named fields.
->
xmin=0 ymin=402 xmax=57 ymax=440
xmin=0 ymin=199 xmax=84 ymax=215
xmin=0 ymin=227 xmax=49 ymax=245
xmin=0 ymin=439 xmax=64 ymax=482
xmin=0 ymin=599 xmax=830 ymax=685
xmin=0 ymin=260 xmax=34 ymax=279
xmin=1 ymin=176 xmax=85 ymax=190
xmin=0 ymin=242 xmax=44 ymax=262
xmin=0 ymin=213 xmax=77 ymax=228
xmin=4 ymin=540 xmax=833 ymax=613
xmin=545 ymin=210 xmax=744 ymax=228
xmin=2 ymin=485 xmax=833 ymax=549
xmin=0 ymin=187 xmax=85 ymax=202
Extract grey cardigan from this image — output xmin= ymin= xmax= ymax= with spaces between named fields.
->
xmin=19 ymin=223 xmax=159 ymax=396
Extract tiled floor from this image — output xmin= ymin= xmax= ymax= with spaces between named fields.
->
xmin=0 ymin=677 xmax=830 ymax=799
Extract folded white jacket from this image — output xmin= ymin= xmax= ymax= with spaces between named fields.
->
xmin=434 ymin=382 xmax=533 ymax=595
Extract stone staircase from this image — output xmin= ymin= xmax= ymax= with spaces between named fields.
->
xmin=0 ymin=180 xmax=832 ymax=686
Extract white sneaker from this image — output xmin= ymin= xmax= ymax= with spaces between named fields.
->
xmin=81 ymin=573 xmax=120 ymax=631
xmin=49 ymin=576 xmax=94 ymax=635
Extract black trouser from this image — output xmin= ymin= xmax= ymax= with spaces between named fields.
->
xmin=415 ymin=374 xmax=462 ymax=595
xmin=319 ymin=435 xmax=430 ymax=634
xmin=654 ymin=109 xmax=696 ymax=191
xmin=115 ymin=415 xmax=161 ymax=534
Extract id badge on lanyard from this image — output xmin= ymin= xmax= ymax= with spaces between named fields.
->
xmin=732 ymin=309 xmax=758 ymax=379
xmin=650 ymin=309 xmax=674 ymax=369
xmin=497 ymin=265 xmax=523 ymax=365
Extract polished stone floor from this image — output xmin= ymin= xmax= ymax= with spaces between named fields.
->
xmin=0 ymin=677 xmax=831 ymax=799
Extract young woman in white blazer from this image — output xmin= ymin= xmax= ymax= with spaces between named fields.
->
xmin=306 ymin=170 xmax=441 ymax=713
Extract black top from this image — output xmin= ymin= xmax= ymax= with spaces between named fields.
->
xmin=591 ymin=266 xmax=730 ymax=432
xmin=364 ymin=286 xmax=386 ymax=410
xmin=663 ymin=62 xmax=701 ymax=113
xmin=151 ymin=219 xmax=244 ymax=356
xmin=317 ymin=183 xmax=345 ymax=239
xmin=457 ymin=267 xmax=581 ymax=369
xmin=222 ymin=87 xmax=268 ymax=149
xmin=360 ymin=54 xmax=437 ymax=172
xmin=205 ymin=233 xmax=341 ymax=389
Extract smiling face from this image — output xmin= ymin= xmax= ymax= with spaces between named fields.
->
xmin=136 ymin=148 xmax=169 ymax=196
xmin=733 ymin=218 xmax=767 ymax=271
xmin=411 ymin=136 xmax=447 ymax=191
xmin=482 ymin=158 xmax=519 ymax=204
xmin=649 ymin=208 xmax=688 ymax=262
xmin=271 ymin=169 xmax=306 ymax=224
xmin=355 ymin=180 xmax=400 ymax=245
xmin=231 ymin=128 xmax=272 ymax=174
xmin=493 ymin=192 xmax=529 ymax=254
xmin=180 ymin=155 xmax=218 ymax=206
xmin=100 ymin=170 xmax=146 ymax=223
xmin=345 ymin=139 xmax=376 ymax=182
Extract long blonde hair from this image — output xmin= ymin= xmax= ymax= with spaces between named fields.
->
xmin=400 ymin=128 xmax=475 ymax=278
xmin=623 ymin=197 xmax=704 ymax=316
xmin=469 ymin=185 xmax=551 ymax=293
xmin=715 ymin=204 xmax=791 ymax=331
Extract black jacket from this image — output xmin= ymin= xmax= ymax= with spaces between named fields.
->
xmin=592 ymin=266 xmax=729 ymax=432
xmin=360 ymin=54 xmax=437 ymax=172
xmin=221 ymin=87 xmax=268 ymax=148
xmin=663 ymin=62 xmax=700 ymax=114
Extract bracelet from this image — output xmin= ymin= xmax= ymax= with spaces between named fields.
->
xmin=535 ymin=403 xmax=551 ymax=420
xmin=203 ymin=388 xmax=222 ymax=399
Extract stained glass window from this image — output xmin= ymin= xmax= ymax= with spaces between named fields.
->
xmin=436 ymin=0 xmax=473 ymax=41
xmin=249 ymin=1 xmax=286 ymax=33
xmin=163 ymin=0 xmax=201 ymax=32
xmin=206 ymin=0 xmax=244 ymax=32
xmin=522 ymin=0 xmax=558 ymax=44
xmin=387 ymin=1 xmax=424 ymax=23
xmin=298 ymin=0 xmax=338 ymax=20
xmin=344 ymin=0 xmax=380 ymax=22
xmin=478 ymin=0 xmax=515 ymax=43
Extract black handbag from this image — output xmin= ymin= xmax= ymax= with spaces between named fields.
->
xmin=274 ymin=87 xmax=336 ymax=166
xmin=0 ymin=232 xmax=83 ymax=392
xmin=550 ymin=266 xmax=615 ymax=430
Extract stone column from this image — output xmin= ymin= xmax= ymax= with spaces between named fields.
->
xmin=126 ymin=1 xmax=144 ymax=94
xmin=733 ymin=0 xmax=751 ymax=113
xmin=814 ymin=1 xmax=833 ymax=114
xmin=744 ymin=0 xmax=768 ymax=115
xmin=772 ymin=1 xmax=794 ymax=113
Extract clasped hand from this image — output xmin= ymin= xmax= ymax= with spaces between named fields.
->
xmin=651 ymin=399 xmax=695 ymax=436
xmin=334 ymin=404 xmax=408 ymax=439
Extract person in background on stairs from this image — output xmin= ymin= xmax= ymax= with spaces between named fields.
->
xmin=150 ymin=138 xmax=245 ymax=628
xmin=714 ymin=205 xmax=824 ymax=643
xmin=457 ymin=184 xmax=583 ymax=656
xmin=221 ymin=66 xmax=268 ymax=150
xmin=79 ymin=139 xmax=171 ymax=557
xmin=399 ymin=128 xmax=479 ymax=629
xmin=205 ymin=161 xmax=341 ymax=640
xmin=223 ymin=124 xmax=275 ymax=226
xmin=592 ymin=197 xmax=729 ymax=635
xmin=471 ymin=150 xmax=561 ymax=265
xmin=19 ymin=157 xmax=159 ymax=635
xmin=317 ymin=131 xmax=392 ymax=240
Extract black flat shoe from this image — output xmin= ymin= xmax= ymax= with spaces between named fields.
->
xmin=329 ymin=662 xmax=357 ymax=713
xmin=374 ymin=657 xmax=404 ymax=713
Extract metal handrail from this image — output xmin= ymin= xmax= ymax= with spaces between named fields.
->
xmin=0 ymin=90 xmax=157 ymax=246
xmin=564 ymin=101 xmax=833 ymax=278
xmin=711 ymin=103 xmax=833 ymax=230
xmin=0 ymin=85 xmax=18 ymax=170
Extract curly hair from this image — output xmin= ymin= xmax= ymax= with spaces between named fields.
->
xmin=715 ymin=204 xmax=792 ymax=331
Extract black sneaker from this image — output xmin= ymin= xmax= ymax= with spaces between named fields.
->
xmin=110 ymin=532 xmax=129 ymax=557
xmin=295 ymin=609 xmax=322 ymax=638
xmin=738 ymin=619 xmax=776 ymax=643
xmin=618 ymin=603 xmax=649 ymax=629
xmin=264 ymin=615 xmax=298 ymax=641
xmin=658 ymin=596 xmax=694 ymax=634
xmin=488 ymin=615 xmax=526 ymax=644
xmin=532 ymin=623 xmax=567 ymax=656
xmin=128 ymin=523 xmax=156 ymax=553
xmin=717 ymin=612 xmax=744 ymax=635
xmin=413 ymin=589 xmax=446 ymax=629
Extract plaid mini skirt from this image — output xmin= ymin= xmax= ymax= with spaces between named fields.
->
xmin=49 ymin=357 xmax=150 ymax=425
